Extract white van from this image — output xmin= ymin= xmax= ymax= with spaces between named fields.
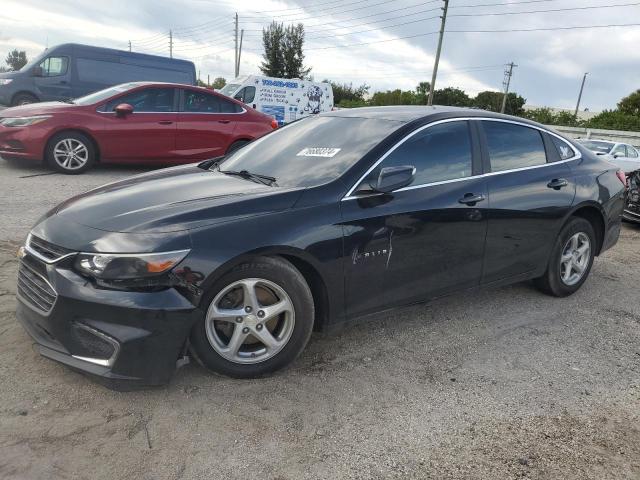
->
xmin=219 ymin=75 xmax=334 ymax=125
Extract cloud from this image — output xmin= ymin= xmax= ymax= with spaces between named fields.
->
xmin=1 ymin=0 xmax=637 ymax=110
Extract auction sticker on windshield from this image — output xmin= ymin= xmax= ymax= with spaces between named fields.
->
xmin=296 ymin=147 xmax=341 ymax=158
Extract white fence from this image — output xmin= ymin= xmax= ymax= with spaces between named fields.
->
xmin=545 ymin=125 xmax=640 ymax=148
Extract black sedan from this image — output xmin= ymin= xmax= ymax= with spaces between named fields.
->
xmin=16 ymin=107 xmax=626 ymax=388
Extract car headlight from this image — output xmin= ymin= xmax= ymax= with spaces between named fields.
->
xmin=0 ymin=115 xmax=51 ymax=127
xmin=0 ymin=79 xmax=12 ymax=86
xmin=74 ymin=250 xmax=190 ymax=280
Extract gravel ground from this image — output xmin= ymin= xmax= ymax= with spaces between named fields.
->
xmin=0 ymin=158 xmax=639 ymax=480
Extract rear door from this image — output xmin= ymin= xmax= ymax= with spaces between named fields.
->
xmin=98 ymin=86 xmax=177 ymax=161
xmin=341 ymin=119 xmax=488 ymax=317
xmin=175 ymin=89 xmax=242 ymax=160
xmin=478 ymin=120 xmax=577 ymax=284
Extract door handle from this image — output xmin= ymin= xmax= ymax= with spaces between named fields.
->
xmin=59 ymin=80 xmax=67 ymax=85
xmin=218 ymin=120 xmax=231 ymax=124
xmin=547 ymin=178 xmax=569 ymax=190
xmin=458 ymin=193 xmax=486 ymax=206
xmin=158 ymin=120 xmax=173 ymax=125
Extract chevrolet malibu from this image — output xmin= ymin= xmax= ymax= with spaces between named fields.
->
xmin=16 ymin=107 xmax=626 ymax=389
xmin=0 ymin=81 xmax=277 ymax=174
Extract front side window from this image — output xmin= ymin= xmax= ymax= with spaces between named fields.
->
xmin=104 ymin=88 xmax=176 ymax=112
xmin=627 ymin=146 xmax=639 ymax=158
xmin=483 ymin=121 xmax=547 ymax=172
xmin=611 ymin=144 xmax=627 ymax=157
xmin=242 ymin=86 xmax=256 ymax=103
xmin=371 ymin=121 xmax=473 ymax=187
xmin=39 ymin=56 xmax=68 ymax=77
xmin=183 ymin=90 xmax=241 ymax=113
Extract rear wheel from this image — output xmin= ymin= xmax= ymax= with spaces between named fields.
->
xmin=534 ymin=217 xmax=596 ymax=297
xmin=190 ymin=256 xmax=314 ymax=378
xmin=46 ymin=132 xmax=96 ymax=174
xmin=12 ymin=92 xmax=38 ymax=106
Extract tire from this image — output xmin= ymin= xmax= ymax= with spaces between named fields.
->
xmin=534 ymin=217 xmax=596 ymax=297
xmin=226 ymin=140 xmax=250 ymax=156
xmin=46 ymin=132 xmax=96 ymax=174
xmin=190 ymin=256 xmax=314 ymax=378
xmin=11 ymin=92 xmax=38 ymax=106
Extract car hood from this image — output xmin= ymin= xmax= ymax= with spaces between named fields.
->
xmin=50 ymin=164 xmax=304 ymax=233
xmin=0 ymin=101 xmax=76 ymax=117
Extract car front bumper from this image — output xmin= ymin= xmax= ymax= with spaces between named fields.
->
xmin=0 ymin=124 xmax=49 ymax=161
xmin=16 ymin=251 xmax=202 ymax=389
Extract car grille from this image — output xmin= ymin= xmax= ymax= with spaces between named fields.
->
xmin=27 ymin=235 xmax=74 ymax=262
xmin=17 ymin=260 xmax=57 ymax=313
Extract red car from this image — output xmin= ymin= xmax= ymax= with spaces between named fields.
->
xmin=0 ymin=82 xmax=277 ymax=174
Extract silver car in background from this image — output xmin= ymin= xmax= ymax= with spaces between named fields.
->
xmin=578 ymin=139 xmax=640 ymax=174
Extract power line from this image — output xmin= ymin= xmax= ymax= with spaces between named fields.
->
xmin=450 ymin=1 xmax=640 ymax=17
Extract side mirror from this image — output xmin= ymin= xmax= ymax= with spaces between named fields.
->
xmin=613 ymin=152 xmax=625 ymax=159
xmin=114 ymin=103 xmax=134 ymax=116
xmin=32 ymin=66 xmax=43 ymax=77
xmin=370 ymin=166 xmax=416 ymax=194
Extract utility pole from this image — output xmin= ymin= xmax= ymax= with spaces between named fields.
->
xmin=128 ymin=40 xmax=131 ymax=52
xmin=574 ymin=72 xmax=589 ymax=118
xmin=169 ymin=30 xmax=173 ymax=58
xmin=207 ymin=74 xmax=210 ymax=86
xmin=234 ymin=13 xmax=239 ymax=78
xmin=236 ymin=29 xmax=244 ymax=77
xmin=428 ymin=0 xmax=449 ymax=106
xmin=500 ymin=62 xmax=517 ymax=113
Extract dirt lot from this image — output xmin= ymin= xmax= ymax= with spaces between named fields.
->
xmin=0 ymin=159 xmax=639 ymax=480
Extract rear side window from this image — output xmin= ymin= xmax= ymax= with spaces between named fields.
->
xmin=483 ymin=121 xmax=547 ymax=172
xmin=550 ymin=135 xmax=576 ymax=160
xmin=104 ymin=88 xmax=176 ymax=112
xmin=183 ymin=90 xmax=242 ymax=113
xmin=376 ymin=121 xmax=473 ymax=185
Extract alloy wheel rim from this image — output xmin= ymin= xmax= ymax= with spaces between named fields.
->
xmin=53 ymin=139 xmax=89 ymax=170
xmin=205 ymin=278 xmax=295 ymax=364
xmin=559 ymin=232 xmax=591 ymax=286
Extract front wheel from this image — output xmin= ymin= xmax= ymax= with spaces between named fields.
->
xmin=46 ymin=132 xmax=96 ymax=174
xmin=190 ymin=256 xmax=314 ymax=378
xmin=534 ymin=217 xmax=596 ymax=297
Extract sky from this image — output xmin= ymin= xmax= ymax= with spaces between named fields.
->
xmin=1 ymin=0 xmax=639 ymax=111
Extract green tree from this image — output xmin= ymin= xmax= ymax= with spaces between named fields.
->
xmin=433 ymin=87 xmax=471 ymax=107
xmin=212 ymin=77 xmax=227 ymax=89
xmin=617 ymin=89 xmax=640 ymax=116
xmin=369 ymin=88 xmax=421 ymax=106
xmin=585 ymin=110 xmax=640 ymax=132
xmin=324 ymin=79 xmax=369 ymax=106
xmin=6 ymin=49 xmax=27 ymax=71
xmin=521 ymin=107 xmax=558 ymax=124
xmin=283 ymin=24 xmax=311 ymax=79
xmin=473 ymin=91 xmax=525 ymax=116
xmin=260 ymin=22 xmax=286 ymax=77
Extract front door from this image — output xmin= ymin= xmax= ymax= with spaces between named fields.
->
xmin=175 ymin=89 xmax=239 ymax=161
xmin=34 ymin=56 xmax=72 ymax=101
xmin=98 ymin=86 xmax=178 ymax=161
xmin=478 ymin=120 xmax=577 ymax=283
xmin=341 ymin=120 xmax=488 ymax=318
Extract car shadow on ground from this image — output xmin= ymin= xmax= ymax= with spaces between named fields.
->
xmin=0 ymin=156 xmax=173 ymax=177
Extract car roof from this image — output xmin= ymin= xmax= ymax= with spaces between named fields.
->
xmin=321 ymin=105 xmax=539 ymax=124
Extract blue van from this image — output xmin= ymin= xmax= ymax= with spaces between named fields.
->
xmin=0 ymin=43 xmax=196 ymax=106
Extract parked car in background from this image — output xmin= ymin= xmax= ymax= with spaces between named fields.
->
xmin=578 ymin=139 xmax=640 ymax=174
xmin=219 ymin=75 xmax=333 ymax=125
xmin=623 ymin=170 xmax=640 ymax=223
xmin=0 ymin=81 xmax=277 ymax=173
xmin=0 ymin=44 xmax=196 ymax=106
xmin=15 ymin=107 xmax=626 ymax=388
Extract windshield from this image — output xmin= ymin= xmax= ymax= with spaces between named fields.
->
xmin=72 ymin=83 xmax=142 ymax=105
xmin=219 ymin=83 xmax=241 ymax=96
xmin=219 ymin=115 xmax=405 ymax=188
xmin=580 ymin=140 xmax=614 ymax=154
